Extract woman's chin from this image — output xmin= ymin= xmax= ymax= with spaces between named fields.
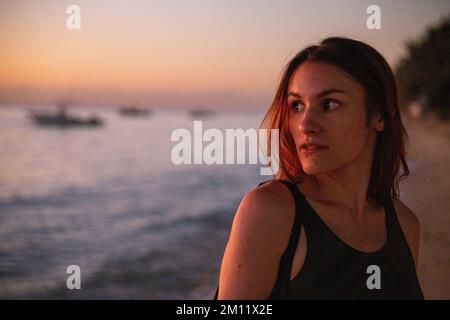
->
xmin=301 ymin=163 xmax=327 ymax=176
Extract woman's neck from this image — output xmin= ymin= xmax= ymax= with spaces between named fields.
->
xmin=301 ymin=137 xmax=377 ymax=218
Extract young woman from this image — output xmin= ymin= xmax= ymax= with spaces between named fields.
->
xmin=215 ymin=37 xmax=424 ymax=299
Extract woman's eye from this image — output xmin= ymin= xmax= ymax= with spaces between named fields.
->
xmin=291 ymin=101 xmax=305 ymax=111
xmin=324 ymin=100 xmax=340 ymax=110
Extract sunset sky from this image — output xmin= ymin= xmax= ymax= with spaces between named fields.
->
xmin=1 ymin=0 xmax=449 ymax=109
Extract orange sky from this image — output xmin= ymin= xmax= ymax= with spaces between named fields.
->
xmin=1 ymin=0 xmax=449 ymax=109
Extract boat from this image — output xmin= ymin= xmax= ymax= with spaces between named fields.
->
xmin=118 ymin=106 xmax=152 ymax=117
xmin=29 ymin=106 xmax=104 ymax=128
xmin=188 ymin=108 xmax=215 ymax=118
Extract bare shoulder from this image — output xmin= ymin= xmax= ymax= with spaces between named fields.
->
xmin=241 ymin=180 xmax=296 ymax=227
xmin=393 ymin=198 xmax=420 ymax=233
xmin=217 ymin=180 xmax=297 ymax=299
xmin=392 ymin=198 xmax=421 ymax=266
xmin=235 ymin=180 xmax=296 ymax=251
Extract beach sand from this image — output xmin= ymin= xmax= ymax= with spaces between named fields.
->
xmin=400 ymin=112 xmax=450 ymax=300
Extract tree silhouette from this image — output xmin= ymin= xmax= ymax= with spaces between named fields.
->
xmin=395 ymin=16 xmax=450 ymax=119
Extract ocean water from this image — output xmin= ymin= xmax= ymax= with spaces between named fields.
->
xmin=0 ymin=105 xmax=266 ymax=299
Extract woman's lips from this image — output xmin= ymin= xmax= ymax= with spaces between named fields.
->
xmin=300 ymin=145 xmax=329 ymax=155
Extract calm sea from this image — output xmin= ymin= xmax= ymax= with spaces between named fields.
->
xmin=0 ymin=105 xmax=266 ymax=299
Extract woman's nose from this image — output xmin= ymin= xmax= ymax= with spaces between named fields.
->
xmin=297 ymin=107 xmax=322 ymax=134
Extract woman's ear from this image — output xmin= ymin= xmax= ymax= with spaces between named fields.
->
xmin=373 ymin=113 xmax=385 ymax=132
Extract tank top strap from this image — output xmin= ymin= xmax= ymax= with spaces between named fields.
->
xmin=257 ymin=180 xmax=304 ymax=258
xmin=381 ymin=195 xmax=411 ymax=252
xmin=268 ymin=179 xmax=304 ymax=299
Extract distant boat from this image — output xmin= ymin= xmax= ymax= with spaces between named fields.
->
xmin=29 ymin=106 xmax=104 ymax=128
xmin=188 ymin=108 xmax=215 ymax=118
xmin=118 ymin=106 xmax=152 ymax=117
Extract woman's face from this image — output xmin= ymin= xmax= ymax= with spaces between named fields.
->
xmin=288 ymin=62 xmax=384 ymax=176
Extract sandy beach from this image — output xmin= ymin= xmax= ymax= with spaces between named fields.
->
xmin=400 ymin=112 xmax=450 ymax=300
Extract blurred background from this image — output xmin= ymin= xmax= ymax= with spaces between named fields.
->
xmin=0 ymin=0 xmax=449 ymax=299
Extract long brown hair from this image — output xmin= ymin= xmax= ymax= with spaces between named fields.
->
xmin=260 ymin=37 xmax=409 ymax=207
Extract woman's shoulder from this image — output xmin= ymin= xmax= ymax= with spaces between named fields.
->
xmin=392 ymin=198 xmax=420 ymax=226
xmin=233 ymin=179 xmax=297 ymax=249
xmin=392 ymin=198 xmax=421 ymax=265
xmin=245 ymin=179 xmax=296 ymax=220
xmin=217 ymin=180 xmax=298 ymax=298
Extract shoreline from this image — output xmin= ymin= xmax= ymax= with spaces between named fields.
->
xmin=399 ymin=111 xmax=450 ymax=300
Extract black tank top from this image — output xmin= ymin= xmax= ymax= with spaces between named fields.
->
xmin=214 ymin=179 xmax=424 ymax=300
xmin=266 ymin=181 xmax=424 ymax=300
